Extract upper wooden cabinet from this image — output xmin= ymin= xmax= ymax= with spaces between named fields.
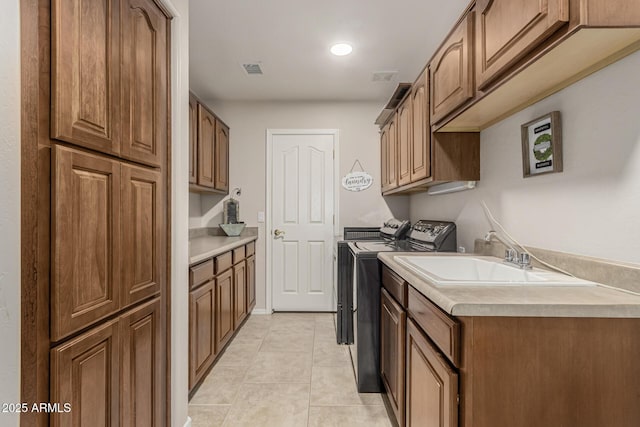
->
xmin=410 ymin=70 xmax=431 ymax=183
xmin=120 ymin=0 xmax=168 ymax=166
xmin=189 ymin=94 xmax=198 ymax=184
xmin=197 ymin=104 xmax=216 ymax=188
xmin=430 ymin=11 xmax=475 ymax=124
xmin=396 ymin=97 xmax=412 ymax=187
xmin=380 ymin=124 xmax=390 ymax=191
xmin=381 ymin=118 xmax=398 ymax=193
xmin=475 ymin=0 xmax=569 ymax=89
xmin=51 ymin=0 xmax=121 ymax=154
xmin=215 ymin=120 xmax=230 ymax=192
xmin=51 ymin=0 xmax=168 ymax=167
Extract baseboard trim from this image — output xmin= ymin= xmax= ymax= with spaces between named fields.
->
xmin=250 ymin=308 xmax=271 ymax=315
xmin=183 ymin=416 xmax=192 ymax=427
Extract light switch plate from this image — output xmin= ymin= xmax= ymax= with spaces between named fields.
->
xmin=257 ymin=211 xmax=265 ymax=223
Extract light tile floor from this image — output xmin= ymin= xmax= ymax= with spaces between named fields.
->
xmin=189 ymin=313 xmax=392 ymax=427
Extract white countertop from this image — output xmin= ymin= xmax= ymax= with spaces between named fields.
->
xmin=378 ymin=252 xmax=640 ymax=318
xmin=190 ymin=234 xmax=258 ymax=265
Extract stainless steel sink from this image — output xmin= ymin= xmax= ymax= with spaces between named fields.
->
xmin=395 ymin=255 xmax=597 ymax=287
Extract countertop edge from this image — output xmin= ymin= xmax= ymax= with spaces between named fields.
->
xmin=189 ymin=235 xmax=258 ymax=265
xmin=378 ymin=252 xmax=640 ymax=318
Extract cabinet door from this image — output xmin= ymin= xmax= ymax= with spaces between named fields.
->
xmin=411 ymin=70 xmax=431 ymax=182
xmin=189 ymin=94 xmax=198 ymax=184
xmin=50 ymin=320 xmax=120 ymax=427
xmin=397 ymin=98 xmax=412 ymax=187
xmin=476 ymin=0 xmax=568 ymax=89
xmin=215 ymin=120 xmax=230 ymax=193
xmin=121 ymin=164 xmax=164 ymax=308
xmin=233 ymin=260 xmax=248 ymax=329
xmin=51 ymin=0 xmax=121 ymax=155
xmin=120 ymin=298 xmax=163 ymax=427
xmin=381 ymin=289 xmax=406 ymax=426
xmin=120 ymin=0 xmax=168 ymax=167
xmin=406 ymin=318 xmax=458 ymax=427
xmin=380 ymin=124 xmax=390 ymax=192
xmin=247 ymin=255 xmax=256 ymax=313
xmin=197 ymin=104 xmax=216 ymax=188
xmin=189 ymin=281 xmax=216 ymax=390
xmin=387 ymin=118 xmax=398 ymax=190
xmin=216 ymin=269 xmax=234 ymax=350
xmin=52 ymin=145 xmax=121 ymax=341
xmin=430 ymin=11 xmax=475 ymax=124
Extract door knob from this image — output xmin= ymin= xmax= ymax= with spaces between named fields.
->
xmin=274 ymin=229 xmax=285 ymax=237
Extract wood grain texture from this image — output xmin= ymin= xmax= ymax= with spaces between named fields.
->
xmin=380 ymin=123 xmax=390 ymax=192
xmin=246 ymin=255 xmax=256 ymax=313
xmin=120 ymin=0 xmax=168 ymax=167
xmin=432 ymin=131 xmax=480 ymax=183
xmin=50 ymin=319 xmax=120 ymax=427
xmin=459 ymin=316 xmax=640 ymax=427
xmin=215 ymin=120 xmax=230 ymax=193
xmin=406 ymin=318 xmax=458 ymax=427
xmin=578 ymin=0 xmax=640 ymax=26
xmin=233 ymin=261 xmax=248 ymax=329
xmin=215 ymin=251 xmax=233 ymax=274
xmin=430 ymin=11 xmax=475 ymax=124
xmin=232 ymin=245 xmax=246 ymax=264
xmin=51 ymin=145 xmax=121 ymax=341
xmin=188 ymin=93 xmax=197 ymax=184
xmin=407 ymin=286 xmax=460 ymax=367
xmin=51 ymin=0 xmax=121 ymax=154
xmin=216 ymin=269 xmax=234 ymax=351
xmin=246 ymin=241 xmax=255 ymax=257
xmin=380 ymin=288 xmax=406 ymax=427
xmin=189 ymin=281 xmax=216 ymax=390
xmin=120 ymin=298 xmax=163 ymax=427
xmin=476 ymin=0 xmax=569 ymax=89
xmin=387 ymin=118 xmax=398 ymax=190
xmin=197 ymin=104 xmax=216 ymax=188
xmin=190 ymin=259 xmax=215 ymax=290
xmin=397 ymin=96 xmax=412 ymax=186
xmin=381 ymin=265 xmax=407 ymax=308
xmin=410 ymin=70 xmax=431 ymax=182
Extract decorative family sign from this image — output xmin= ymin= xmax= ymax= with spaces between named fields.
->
xmin=521 ymin=111 xmax=563 ymax=178
xmin=342 ymin=159 xmax=373 ymax=192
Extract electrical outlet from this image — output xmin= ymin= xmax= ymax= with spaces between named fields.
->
xmin=257 ymin=211 xmax=265 ymax=223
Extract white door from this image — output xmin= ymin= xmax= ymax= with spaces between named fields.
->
xmin=270 ymin=131 xmax=336 ymax=311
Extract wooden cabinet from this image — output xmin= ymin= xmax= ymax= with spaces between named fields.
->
xmin=189 ymin=94 xmax=198 ymax=184
xmin=475 ymin=0 xmax=569 ymax=89
xmin=121 ymin=164 xmax=163 ymax=308
xmin=430 ymin=11 xmax=475 ymax=124
xmin=215 ymin=120 xmax=230 ymax=192
xmin=233 ymin=261 xmax=248 ymax=328
xmin=410 ymin=70 xmax=430 ymax=182
xmin=216 ymin=268 xmax=234 ymax=351
xmin=247 ymin=255 xmax=256 ymax=313
xmin=380 ymin=288 xmax=406 ymax=426
xmin=189 ymin=281 xmax=216 ymax=389
xmin=406 ymin=318 xmax=459 ymax=427
xmin=120 ymin=299 xmax=163 ymax=427
xmin=51 ymin=146 xmax=121 ymax=341
xmin=380 ymin=123 xmax=390 ymax=191
xmin=197 ymin=104 xmax=216 ymax=188
xmin=381 ymin=118 xmax=398 ymax=193
xmin=397 ymin=97 xmax=412 ymax=187
xmin=51 ymin=299 xmax=163 ymax=427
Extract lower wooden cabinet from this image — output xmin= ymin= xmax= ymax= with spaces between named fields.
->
xmin=406 ymin=318 xmax=458 ymax=427
xmin=50 ymin=298 xmax=163 ymax=427
xmin=247 ymin=255 xmax=256 ymax=312
xmin=189 ymin=280 xmax=216 ymax=389
xmin=233 ymin=260 xmax=248 ymax=328
xmin=380 ymin=288 xmax=406 ymax=426
xmin=216 ymin=268 xmax=234 ymax=351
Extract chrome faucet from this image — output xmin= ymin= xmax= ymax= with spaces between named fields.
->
xmin=484 ymin=230 xmax=532 ymax=270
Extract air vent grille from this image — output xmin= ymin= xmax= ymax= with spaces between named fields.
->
xmin=372 ymin=71 xmax=398 ymax=82
xmin=242 ymin=63 xmax=263 ymax=75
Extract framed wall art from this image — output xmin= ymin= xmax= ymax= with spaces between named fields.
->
xmin=521 ymin=111 xmax=563 ymax=178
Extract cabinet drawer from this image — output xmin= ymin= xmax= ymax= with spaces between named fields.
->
xmin=382 ymin=265 xmax=407 ymax=307
xmin=215 ymin=251 xmax=233 ymax=273
xmin=233 ymin=246 xmax=246 ymax=264
xmin=246 ymin=241 xmax=255 ymax=256
xmin=190 ymin=259 xmax=214 ymax=290
xmin=407 ymin=286 xmax=460 ymax=367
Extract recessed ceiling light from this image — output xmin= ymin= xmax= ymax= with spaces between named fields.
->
xmin=330 ymin=43 xmax=353 ymax=56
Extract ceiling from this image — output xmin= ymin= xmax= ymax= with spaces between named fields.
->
xmin=189 ymin=0 xmax=469 ymax=102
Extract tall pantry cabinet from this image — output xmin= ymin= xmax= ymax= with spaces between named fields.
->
xmin=48 ymin=0 xmax=171 ymax=425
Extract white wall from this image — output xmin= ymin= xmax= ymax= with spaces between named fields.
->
xmin=164 ymin=0 xmax=190 ymax=425
xmin=0 ymin=1 xmax=21 ymax=426
xmin=410 ymin=50 xmax=640 ymax=265
xmin=190 ymin=101 xmax=410 ymax=310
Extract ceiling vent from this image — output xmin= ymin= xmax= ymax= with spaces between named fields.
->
xmin=372 ymin=71 xmax=398 ymax=82
xmin=242 ymin=63 xmax=264 ymax=75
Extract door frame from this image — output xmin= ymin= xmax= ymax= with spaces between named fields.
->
xmin=265 ymin=129 xmax=340 ymax=313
